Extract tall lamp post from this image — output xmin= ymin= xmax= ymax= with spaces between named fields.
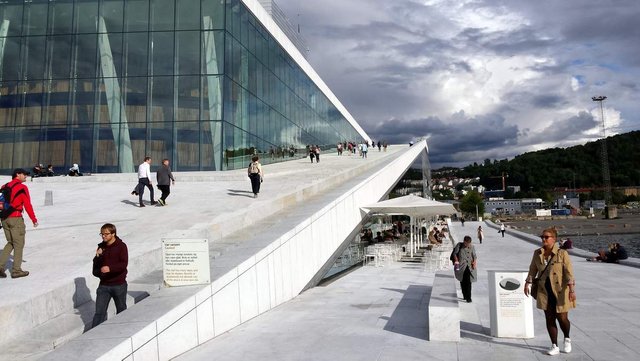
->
xmin=591 ymin=96 xmax=614 ymax=217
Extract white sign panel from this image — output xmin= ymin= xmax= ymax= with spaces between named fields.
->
xmin=487 ymin=270 xmax=534 ymax=338
xmin=162 ymin=239 xmax=210 ymax=287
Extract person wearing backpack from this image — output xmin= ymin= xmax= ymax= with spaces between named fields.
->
xmin=0 ymin=168 xmax=39 ymax=279
xmin=247 ymin=155 xmax=263 ymax=198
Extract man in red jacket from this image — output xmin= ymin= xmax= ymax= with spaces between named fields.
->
xmin=92 ymin=223 xmax=128 ymax=327
xmin=0 ymin=168 xmax=39 ymax=279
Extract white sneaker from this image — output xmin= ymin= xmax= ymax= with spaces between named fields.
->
xmin=563 ymin=338 xmax=572 ymax=353
xmin=547 ymin=344 xmax=560 ymax=356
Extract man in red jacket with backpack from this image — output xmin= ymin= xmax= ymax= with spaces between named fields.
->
xmin=0 ymin=168 xmax=39 ymax=279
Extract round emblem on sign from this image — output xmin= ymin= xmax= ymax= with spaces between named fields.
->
xmin=499 ymin=278 xmax=521 ymax=291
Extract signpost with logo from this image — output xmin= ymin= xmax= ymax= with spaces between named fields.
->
xmin=487 ymin=270 xmax=534 ymax=338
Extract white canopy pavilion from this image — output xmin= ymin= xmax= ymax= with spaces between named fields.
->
xmin=361 ymin=195 xmax=458 ymax=257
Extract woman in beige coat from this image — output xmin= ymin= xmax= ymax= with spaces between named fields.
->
xmin=524 ymin=227 xmax=576 ymax=356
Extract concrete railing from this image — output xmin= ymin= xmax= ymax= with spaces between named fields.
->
xmin=485 ymin=220 xmax=640 ymax=269
xmin=428 ymin=270 xmax=460 ymax=341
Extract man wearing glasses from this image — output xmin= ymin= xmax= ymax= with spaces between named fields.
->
xmin=92 ymin=223 xmax=129 ymax=328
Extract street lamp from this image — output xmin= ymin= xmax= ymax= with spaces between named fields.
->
xmin=591 ymin=95 xmax=613 ymax=211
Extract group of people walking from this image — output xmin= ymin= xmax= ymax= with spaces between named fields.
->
xmin=131 ymin=157 xmax=175 ymax=207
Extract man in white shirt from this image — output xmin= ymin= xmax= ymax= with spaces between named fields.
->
xmin=136 ymin=157 xmax=156 ymax=207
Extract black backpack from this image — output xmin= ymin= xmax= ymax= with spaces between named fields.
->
xmin=449 ymin=242 xmax=463 ymax=264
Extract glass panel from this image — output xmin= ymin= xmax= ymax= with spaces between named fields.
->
xmin=201 ymin=31 xmax=224 ymax=75
xmin=23 ymin=0 xmax=47 ymax=36
xmin=128 ymin=122 xmax=147 ymax=164
xmin=12 ymin=127 xmax=41 ymax=168
xmin=202 ymin=74 xmax=222 ymax=120
xmin=97 ymin=33 xmax=123 ymax=78
xmin=100 ymin=0 xmax=124 ymax=33
xmin=49 ymin=1 xmax=73 ymax=34
xmin=125 ymin=0 xmax=149 ymax=32
xmin=95 ymin=79 xmax=116 ymax=125
xmin=73 ymin=34 xmax=98 ymax=78
xmin=25 ymin=36 xmax=45 ymax=80
xmin=124 ymin=32 xmax=148 ymax=76
xmin=176 ymin=121 xmax=199 ymax=169
xmin=148 ymin=122 xmax=174 ymax=163
xmin=151 ymin=31 xmax=174 ymax=75
xmin=123 ymin=77 xmax=147 ymax=123
xmin=43 ymin=80 xmax=70 ymax=126
xmin=67 ymin=127 xmax=95 ymax=173
xmin=75 ymin=0 xmax=99 ymax=33
xmin=48 ymin=35 xmax=72 ymax=79
xmin=201 ymin=0 xmax=224 ymax=30
xmin=0 ymin=36 xmax=21 ymax=81
xmin=151 ymin=0 xmax=174 ymax=31
xmin=96 ymin=125 xmax=118 ymax=172
xmin=16 ymin=81 xmax=44 ymax=127
xmin=176 ymin=31 xmax=199 ymax=75
xmin=176 ymin=0 xmax=200 ymax=30
xmin=149 ymin=76 xmax=173 ymax=122
xmin=0 ymin=2 xmax=24 ymax=37
xmin=38 ymin=127 xmax=67 ymax=169
xmin=69 ymin=79 xmax=96 ymax=125
xmin=199 ymin=120 xmax=216 ymax=170
xmin=0 ymin=81 xmax=18 ymax=127
xmin=176 ymin=76 xmax=199 ymax=121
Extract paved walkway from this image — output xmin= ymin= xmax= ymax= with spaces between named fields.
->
xmin=176 ymin=221 xmax=640 ymax=361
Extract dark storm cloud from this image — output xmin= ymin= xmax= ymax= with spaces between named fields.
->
xmin=370 ymin=113 xmax=519 ymax=164
xmin=531 ymin=94 xmax=567 ymax=109
xmin=523 ymin=111 xmax=600 ymax=146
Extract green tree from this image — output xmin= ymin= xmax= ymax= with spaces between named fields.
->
xmin=459 ymin=191 xmax=484 ymax=218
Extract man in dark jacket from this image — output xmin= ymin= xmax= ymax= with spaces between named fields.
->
xmin=0 ymin=168 xmax=39 ymax=279
xmin=92 ymin=223 xmax=128 ymax=328
xmin=156 ymin=158 xmax=175 ymax=206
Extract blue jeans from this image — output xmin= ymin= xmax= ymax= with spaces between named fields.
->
xmin=92 ymin=283 xmax=128 ymax=327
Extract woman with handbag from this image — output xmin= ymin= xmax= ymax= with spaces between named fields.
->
xmin=524 ymin=227 xmax=576 ymax=356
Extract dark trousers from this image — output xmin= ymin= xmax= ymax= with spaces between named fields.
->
xmin=158 ymin=184 xmax=170 ymax=202
xmin=460 ymin=267 xmax=472 ymax=301
xmin=249 ymin=173 xmax=261 ymax=194
xmin=315 ymin=153 xmax=320 ymax=162
xmin=309 ymin=153 xmax=314 ymax=163
xmin=92 ymin=283 xmax=128 ymax=328
xmin=137 ymin=177 xmax=154 ymax=205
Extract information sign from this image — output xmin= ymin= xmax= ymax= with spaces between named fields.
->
xmin=162 ymin=239 xmax=210 ymax=287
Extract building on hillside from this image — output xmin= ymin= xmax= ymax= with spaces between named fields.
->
xmin=521 ymin=198 xmax=544 ymax=213
xmin=484 ymin=198 xmax=522 ymax=215
xmin=583 ymin=200 xmax=606 ymax=210
xmin=556 ymin=197 xmax=579 ymax=209
xmin=0 ymin=0 xmax=367 ymax=174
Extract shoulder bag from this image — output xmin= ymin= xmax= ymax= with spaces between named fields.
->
xmin=531 ymin=254 xmax=555 ymax=300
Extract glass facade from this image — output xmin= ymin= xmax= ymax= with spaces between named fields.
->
xmin=0 ymin=0 xmax=364 ymax=173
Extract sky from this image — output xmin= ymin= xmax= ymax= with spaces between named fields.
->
xmin=275 ymin=0 xmax=640 ymax=168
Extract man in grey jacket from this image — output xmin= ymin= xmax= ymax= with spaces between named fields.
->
xmin=156 ymin=159 xmax=175 ymax=206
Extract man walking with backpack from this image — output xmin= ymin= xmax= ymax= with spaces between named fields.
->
xmin=0 ymin=169 xmax=39 ymax=278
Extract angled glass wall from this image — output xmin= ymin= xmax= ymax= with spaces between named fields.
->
xmin=0 ymin=0 xmax=364 ymax=173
